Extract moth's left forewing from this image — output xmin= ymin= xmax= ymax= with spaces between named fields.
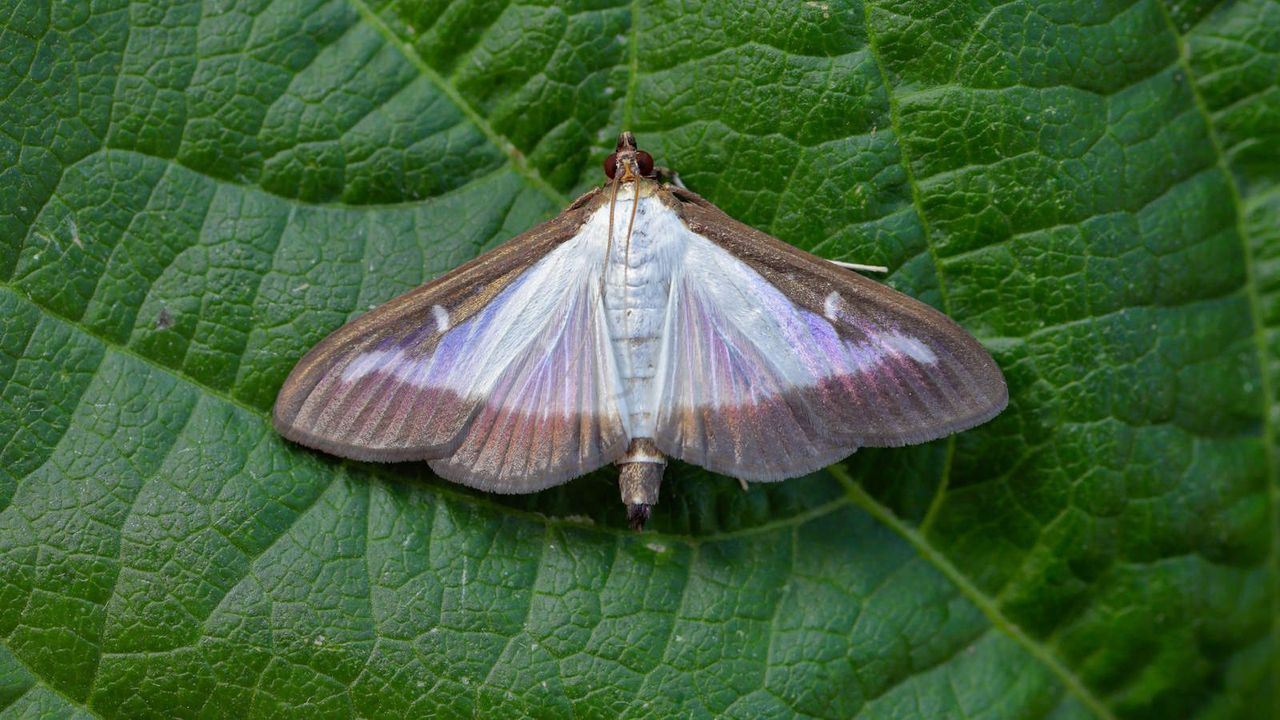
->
xmin=273 ymin=187 xmax=631 ymax=490
xmin=652 ymin=186 xmax=1007 ymax=479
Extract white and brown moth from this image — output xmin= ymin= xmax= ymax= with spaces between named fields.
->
xmin=274 ymin=133 xmax=1008 ymax=529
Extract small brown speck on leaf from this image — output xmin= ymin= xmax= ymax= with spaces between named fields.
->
xmin=156 ymin=308 xmax=174 ymax=330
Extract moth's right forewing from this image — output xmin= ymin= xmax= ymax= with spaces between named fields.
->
xmin=272 ymin=188 xmax=606 ymax=466
xmin=651 ymin=187 xmax=1008 ymax=480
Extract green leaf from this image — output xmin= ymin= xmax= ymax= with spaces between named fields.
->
xmin=1 ymin=0 xmax=1276 ymax=717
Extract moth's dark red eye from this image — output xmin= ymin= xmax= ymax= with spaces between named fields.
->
xmin=603 ymin=152 xmax=618 ymax=179
xmin=636 ymin=151 xmax=654 ymax=177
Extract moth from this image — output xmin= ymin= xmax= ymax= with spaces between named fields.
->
xmin=274 ymin=133 xmax=1008 ymax=529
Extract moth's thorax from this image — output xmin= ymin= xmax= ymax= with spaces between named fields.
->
xmin=588 ymin=186 xmax=684 ymax=437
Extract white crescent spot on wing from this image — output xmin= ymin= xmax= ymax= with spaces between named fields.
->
xmin=823 ymin=291 xmax=841 ymax=321
xmin=432 ymin=304 xmax=449 ymax=332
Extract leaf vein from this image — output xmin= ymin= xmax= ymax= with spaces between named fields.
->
xmin=344 ymin=0 xmax=567 ymax=207
xmin=1151 ymin=0 xmax=1280 ymax=709
xmin=0 ymin=646 xmax=95 ymax=717
xmin=836 ymin=468 xmax=1117 ymax=719
xmin=861 ymin=0 xmax=962 ymax=585
xmin=84 ymin=388 xmax=204 ymax=703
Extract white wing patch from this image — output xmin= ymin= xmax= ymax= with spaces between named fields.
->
xmin=340 ymin=228 xmax=624 ymax=410
xmin=653 ymin=220 xmax=940 ymax=410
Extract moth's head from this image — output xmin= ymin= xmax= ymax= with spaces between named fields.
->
xmin=604 ymin=131 xmax=655 ymax=183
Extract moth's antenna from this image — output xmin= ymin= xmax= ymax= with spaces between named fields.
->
xmin=602 ymin=170 xmax=621 ymax=297
xmin=624 ymin=183 xmax=640 ymax=255
xmin=829 ymin=259 xmax=889 ymax=273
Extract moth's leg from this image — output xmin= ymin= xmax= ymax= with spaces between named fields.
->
xmin=653 ymin=166 xmax=686 ymax=189
xmin=828 ymin=259 xmax=889 ymax=273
